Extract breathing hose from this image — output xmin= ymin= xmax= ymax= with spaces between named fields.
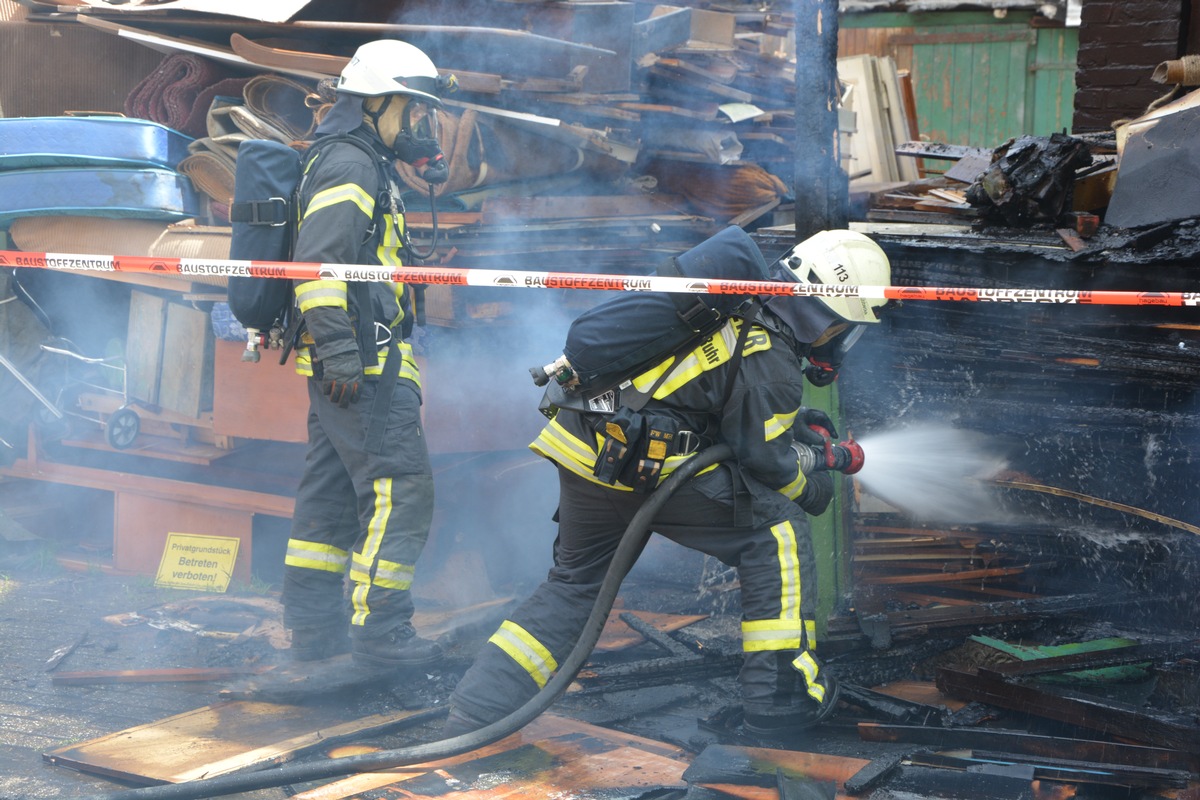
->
xmin=82 ymin=444 xmax=735 ymax=800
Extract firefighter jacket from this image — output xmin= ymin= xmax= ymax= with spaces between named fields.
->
xmin=291 ymin=127 xmax=419 ymax=389
xmin=530 ymin=313 xmax=813 ymax=502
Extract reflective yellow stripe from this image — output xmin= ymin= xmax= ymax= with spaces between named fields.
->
xmin=741 ymin=618 xmax=818 ymax=652
xmin=295 ymin=279 xmax=348 ymax=312
xmin=530 ymin=420 xmax=718 ymax=491
xmin=630 ymin=319 xmax=774 ymax=400
xmin=374 ymin=558 xmax=415 ymax=590
xmin=792 ymin=650 xmax=826 ymax=703
xmin=488 ymin=620 xmax=557 ymax=689
xmin=389 ymin=284 xmax=407 ymax=328
xmin=770 ymin=520 xmax=801 ymax=619
xmin=378 ymin=213 xmax=405 ymax=268
xmin=765 ymin=408 xmax=799 ymax=442
xmin=350 ymin=477 xmax=392 ymax=626
xmin=302 ymin=183 xmax=374 ymax=221
xmin=284 ymin=539 xmax=348 ymax=573
xmin=363 ymin=343 xmax=421 ymax=387
xmin=530 ymin=419 xmax=600 ymax=471
xmin=348 ymin=552 xmax=414 ymax=590
xmin=351 ymin=581 xmax=370 ymax=626
xmin=364 ymin=477 xmax=391 ymax=562
xmin=779 ymin=467 xmax=806 ymax=501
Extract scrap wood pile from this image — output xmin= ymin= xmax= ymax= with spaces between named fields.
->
xmin=36 ymin=586 xmax=1200 ymax=799
xmin=860 ymin=81 xmax=1200 ymax=255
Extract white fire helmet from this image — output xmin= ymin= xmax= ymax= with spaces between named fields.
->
xmin=777 ymin=229 xmax=892 ymax=324
xmin=336 ymin=40 xmax=444 ymax=107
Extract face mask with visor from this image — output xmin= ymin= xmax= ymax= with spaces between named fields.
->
xmin=393 ymin=99 xmax=442 ymax=164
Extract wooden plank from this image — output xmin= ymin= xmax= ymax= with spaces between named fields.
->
xmin=291 ymin=715 xmax=688 ymax=800
xmin=633 ymin=6 xmax=692 ymax=59
xmin=125 ymin=290 xmax=165 ymax=407
xmin=596 ymin=609 xmax=709 ymax=652
xmin=937 ymin=666 xmax=1200 ymax=753
xmin=862 ymin=565 xmax=1030 ymax=585
xmin=893 ymin=141 xmax=990 ymax=161
xmin=157 ymin=301 xmax=212 ymax=419
xmin=911 ymin=751 xmax=1189 ymax=790
xmin=42 ymin=701 xmax=438 ymax=784
xmin=481 ymin=195 xmax=687 ymax=225
xmin=51 ymin=667 xmax=268 ymax=686
xmin=211 ymin=339 xmax=307 ymax=444
xmin=228 ymin=34 xmax=505 ymax=95
xmin=870 ymin=681 xmax=968 ymax=712
xmin=843 ymin=753 xmax=904 ymax=795
xmin=978 ymin=640 xmax=1200 ymax=680
xmin=682 ymin=744 xmax=870 ymax=788
xmin=857 ymin=722 xmax=1197 ymax=773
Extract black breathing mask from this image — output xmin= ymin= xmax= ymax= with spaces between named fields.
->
xmin=804 ymin=324 xmax=864 ymax=387
xmin=390 ymin=98 xmax=443 ymax=165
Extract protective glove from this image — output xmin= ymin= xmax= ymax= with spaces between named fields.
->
xmin=792 ymin=407 xmax=839 ymax=447
xmin=796 ymin=470 xmax=834 ymax=516
xmin=303 ymin=304 xmax=363 ymax=407
xmin=319 ymin=349 xmax=363 ymax=407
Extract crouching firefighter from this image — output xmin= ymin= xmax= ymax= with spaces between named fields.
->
xmin=443 ymin=229 xmax=893 ymax=742
xmin=282 ymin=40 xmax=455 ymax=668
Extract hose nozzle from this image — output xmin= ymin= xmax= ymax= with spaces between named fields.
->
xmin=795 ymin=425 xmax=865 ymax=476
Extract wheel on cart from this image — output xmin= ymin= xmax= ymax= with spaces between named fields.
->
xmin=105 ymin=406 xmax=140 ymax=449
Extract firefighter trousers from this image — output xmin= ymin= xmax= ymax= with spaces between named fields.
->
xmin=448 ymin=463 xmax=824 ymax=725
xmin=282 ymin=376 xmax=433 ymax=640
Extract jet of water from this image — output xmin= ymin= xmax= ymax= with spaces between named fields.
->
xmin=853 ymin=423 xmax=1015 ymax=524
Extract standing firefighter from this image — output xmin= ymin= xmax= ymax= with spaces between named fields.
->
xmin=282 ymin=40 xmax=452 ymax=668
xmin=444 ymin=229 xmax=893 ymax=741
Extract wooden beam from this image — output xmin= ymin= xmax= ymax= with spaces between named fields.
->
xmin=936 ymin=667 xmax=1200 ymax=754
xmin=857 ymin=722 xmax=1197 ymax=772
xmin=52 ymin=667 xmax=269 ymax=686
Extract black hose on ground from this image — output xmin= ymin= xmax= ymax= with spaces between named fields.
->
xmin=83 ymin=444 xmax=735 ymax=800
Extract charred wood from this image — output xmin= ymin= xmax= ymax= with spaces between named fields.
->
xmin=909 ymin=751 xmax=1190 ymax=790
xmin=857 ymin=722 xmax=1197 ymax=773
xmin=936 ymin=666 xmax=1200 ymax=753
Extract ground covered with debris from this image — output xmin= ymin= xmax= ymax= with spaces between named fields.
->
xmin=3 ymin=523 xmax=1199 ymax=800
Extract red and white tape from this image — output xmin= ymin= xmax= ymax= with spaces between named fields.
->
xmin=3 ymin=249 xmax=1198 ymax=307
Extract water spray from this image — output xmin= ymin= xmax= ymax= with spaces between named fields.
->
xmin=851 ymin=424 xmax=1014 ymax=525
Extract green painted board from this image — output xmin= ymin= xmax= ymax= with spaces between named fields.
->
xmin=970 ymin=635 xmax=1152 ymax=684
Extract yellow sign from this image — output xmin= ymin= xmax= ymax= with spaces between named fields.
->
xmin=155 ymin=533 xmax=240 ymax=592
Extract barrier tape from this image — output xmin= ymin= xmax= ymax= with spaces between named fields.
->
xmin=3 ymin=249 xmax=1200 ymax=307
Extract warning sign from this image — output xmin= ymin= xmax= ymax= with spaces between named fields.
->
xmin=154 ymin=533 xmax=240 ymax=592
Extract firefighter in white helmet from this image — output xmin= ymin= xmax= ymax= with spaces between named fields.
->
xmin=281 ymin=40 xmax=454 ymax=669
xmin=444 ymin=227 xmax=893 ymax=743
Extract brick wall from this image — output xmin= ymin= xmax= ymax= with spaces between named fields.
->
xmin=1073 ymin=0 xmax=1185 ymax=132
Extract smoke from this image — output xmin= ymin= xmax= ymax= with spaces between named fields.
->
xmin=854 ymin=422 xmax=1016 ymax=525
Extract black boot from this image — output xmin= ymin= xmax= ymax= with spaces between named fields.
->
xmin=742 ymin=674 xmax=841 ymax=743
xmin=289 ymin=624 xmax=351 ymax=662
xmin=352 ymin=622 xmax=443 ymax=668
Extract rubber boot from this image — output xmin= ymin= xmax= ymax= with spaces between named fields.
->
xmin=288 ymin=624 xmax=351 ymax=662
xmin=351 ymin=622 xmax=443 ymax=668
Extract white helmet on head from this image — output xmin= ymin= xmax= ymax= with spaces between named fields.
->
xmin=777 ymin=229 xmax=891 ymax=324
xmin=336 ymin=39 xmax=444 ymax=107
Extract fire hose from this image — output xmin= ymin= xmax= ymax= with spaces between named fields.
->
xmin=3 ymin=248 xmax=1200 ymax=307
xmin=79 ymin=443 xmax=736 ymax=800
